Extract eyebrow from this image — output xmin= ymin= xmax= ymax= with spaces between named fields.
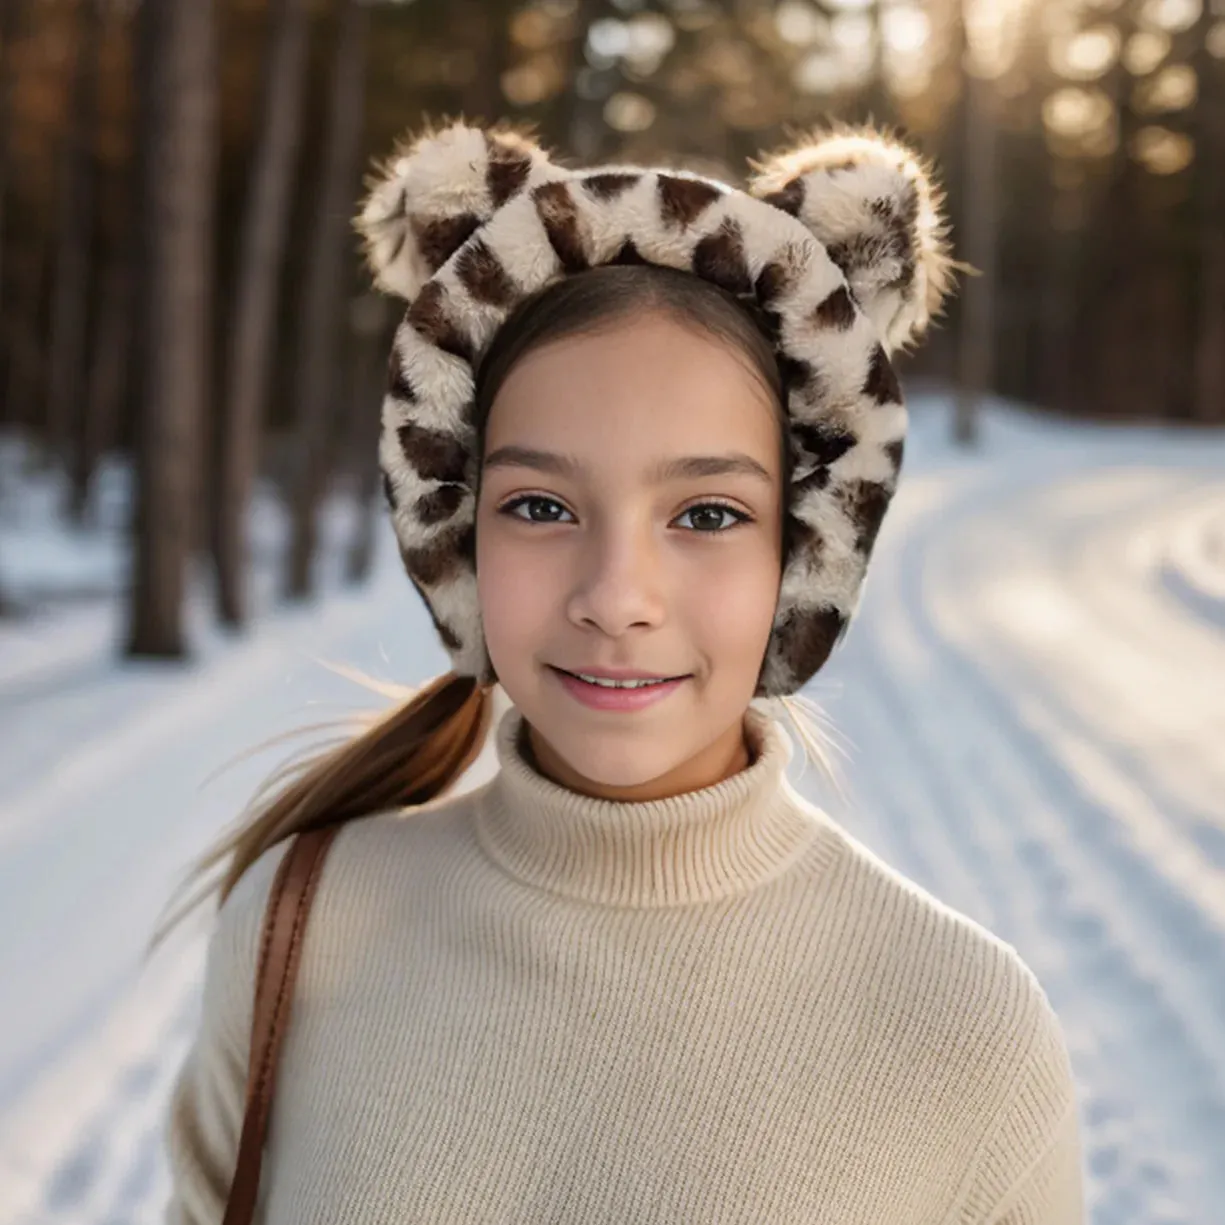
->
xmin=482 ymin=445 xmax=774 ymax=485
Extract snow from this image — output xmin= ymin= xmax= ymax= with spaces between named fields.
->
xmin=1 ymin=396 xmax=1223 ymax=1225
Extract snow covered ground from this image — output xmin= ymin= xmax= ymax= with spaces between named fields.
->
xmin=1 ymin=396 xmax=1223 ymax=1225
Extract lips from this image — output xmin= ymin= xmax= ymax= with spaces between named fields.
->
xmin=548 ymin=666 xmax=691 ymax=712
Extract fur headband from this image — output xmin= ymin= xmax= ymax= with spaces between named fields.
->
xmin=356 ymin=120 xmax=953 ymax=697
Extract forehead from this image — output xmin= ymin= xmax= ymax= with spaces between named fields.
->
xmin=483 ymin=314 xmax=780 ymax=463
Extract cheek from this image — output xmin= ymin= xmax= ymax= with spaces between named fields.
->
xmin=475 ymin=516 xmax=561 ymax=659
xmin=677 ymin=542 xmax=780 ymax=649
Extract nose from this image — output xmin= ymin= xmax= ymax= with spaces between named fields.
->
xmin=565 ymin=517 xmax=666 ymax=637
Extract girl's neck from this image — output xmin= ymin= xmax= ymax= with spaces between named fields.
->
xmin=524 ymin=717 xmax=754 ymax=804
xmin=474 ymin=702 xmax=834 ymax=908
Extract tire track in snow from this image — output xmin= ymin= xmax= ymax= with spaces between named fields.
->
xmin=872 ymin=464 xmax=1225 ymax=1222
xmin=967 ymin=472 xmax=1225 ymax=856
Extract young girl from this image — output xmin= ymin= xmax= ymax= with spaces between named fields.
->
xmin=163 ymin=122 xmax=1084 ymax=1224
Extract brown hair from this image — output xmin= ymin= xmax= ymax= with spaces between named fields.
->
xmin=166 ymin=264 xmax=801 ymax=928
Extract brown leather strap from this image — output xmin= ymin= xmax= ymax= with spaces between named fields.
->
xmin=222 ymin=825 xmax=339 ymax=1225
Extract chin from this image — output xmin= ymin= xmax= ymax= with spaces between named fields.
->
xmin=530 ymin=713 xmax=687 ymax=792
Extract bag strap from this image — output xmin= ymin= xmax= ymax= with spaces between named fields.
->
xmin=222 ymin=825 xmax=340 ymax=1225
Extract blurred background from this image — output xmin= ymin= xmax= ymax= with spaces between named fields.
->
xmin=0 ymin=0 xmax=1223 ymax=1222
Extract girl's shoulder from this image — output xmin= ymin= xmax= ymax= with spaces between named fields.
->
xmin=840 ymin=824 xmax=1073 ymax=1087
xmin=208 ymin=782 xmax=488 ymax=982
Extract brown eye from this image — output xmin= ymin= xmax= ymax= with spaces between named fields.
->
xmin=501 ymin=495 xmax=574 ymax=524
xmin=674 ymin=503 xmax=751 ymax=533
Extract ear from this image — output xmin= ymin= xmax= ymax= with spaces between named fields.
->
xmin=355 ymin=119 xmax=563 ymax=301
xmin=747 ymin=125 xmax=955 ymax=353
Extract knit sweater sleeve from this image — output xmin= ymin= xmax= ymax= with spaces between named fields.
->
xmin=955 ymin=988 xmax=1086 ymax=1225
xmin=163 ymin=844 xmax=287 ymax=1225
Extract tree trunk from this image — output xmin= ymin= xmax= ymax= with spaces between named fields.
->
xmin=1191 ymin=18 xmax=1225 ymax=423
xmin=457 ymin=0 xmax=509 ymax=122
xmin=0 ymin=0 xmax=22 ymax=374
xmin=45 ymin=0 xmax=100 ymax=473
xmin=69 ymin=201 xmax=132 ymax=525
xmin=1035 ymin=175 xmax=1083 ymax=417
xmin=0 ymin=0 xmax=36 ymax=434
xmin=343 ymin=291 xmax=392 ymax=585
xmin=126 ymin=0 xmax=216 ymax=658
xmin=0 ymin=0 xmax=16 ymax=618
xmin=68 ymin=0 xmax=130 ymax=524
xmin=954 ymin=70 xmax=997 ymax=446
xmin=1069 ymin=0 xmax=1142 ymax=419
xmin=2 ymin=235 xmax=47 ymax=435
xmin=213 ymin=0 xmax=311 ymax=627
xmin=283 ymin=0 xmax=368 ymax=602
xmin=556 ymin=0 xmax=608 ymax=159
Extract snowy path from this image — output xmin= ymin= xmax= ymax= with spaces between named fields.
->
xmin=0 ymin=523 xmax=461 ymax=1225
xmin=2 ymin=400 xmax=1224 ymax=1224
xmin=820 ymin=406 xmax=1225 ymax=1225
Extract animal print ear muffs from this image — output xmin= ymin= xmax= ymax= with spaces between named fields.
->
xmin=355 ymin=120 xmax=954 ymax=697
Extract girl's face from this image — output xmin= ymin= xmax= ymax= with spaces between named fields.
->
xmin=475 ymin=312 xmax=784 ymax=801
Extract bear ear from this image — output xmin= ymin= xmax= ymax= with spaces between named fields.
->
xmin=747 ymin=125 xmax=956 ymax=353
xmin=355 ymin=118 xmax=562 ymax=301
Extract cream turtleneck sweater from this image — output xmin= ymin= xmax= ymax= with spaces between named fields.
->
xmin=165 ymin=704 xmax=1084 ymax=1225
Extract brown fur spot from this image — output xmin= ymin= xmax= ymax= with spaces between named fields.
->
xmin=583 ymin=172 xmax=640 ymax=201
xmin=875 ymin=182 xmax=919 ymax=228
xmin=407 ymin=282 xmax=477 ymax=363
xmin=886 ymin=264 xmax=915 ymax=294
xmin=825 ymin=239 xmax=850 ymax=274
xmin=813 ymin=285 xmax=857 ymax=330
xmin=387 ymin=346 xmax=416 ymax=402
xmin=414 ymin=483 xmax=466 ymax=526
xmin=874 ymin=198 xmax=916 ymax=289
xmin=657 ymin=174 xmax=722 ymax=228
xmin=484 ymin=133 xmax=533 ymax=207
xmin=863 ymin=343 xmax=902 ymax=405
xmin=869 ymin=196 xmax=895 ymax=223
xmin=609 ymin=238 xmax=648 ymax=265
xmin=397 ymin=419 xmax=468 ymax=484
xmin=844 ymin=479 xmax=892 ymax=555
xmin=435 ymin=616 xmax=462 ymax=652
xmin=791 ymin=421 xmax=856 ymax=468
xmin=792 ymin=465 xmax=833 ymax=499
xmin=533 ymin=181 xmax=588 ymax=273
xmin=692 ymin=219 xmax=752 ymax=295
xmin=754 ymin=306 xmax=784 ymax=345
xmin=778 ymin=605 xmax=845 ymax=679
xmin=401 ymin=527 xmax=468 ymax=586
xmin=454 ymin=238 xmax=517 ymax=307
xmin=412 ymin=214 xmax=483 ymax=274
xmin=825 ymin=237 xmax=873 ymax=279
xmin=892 ymin=224 xmax=917 ymax=278
xmin=884 ymin=438 xmax=904 ymax=474
xmin=755 ymin=259 xmax=793 ymax=306
xmin=777 ymin=355 xmax=822 ymax=402
xmin=762 ymin=178 xmax=804 ymax=217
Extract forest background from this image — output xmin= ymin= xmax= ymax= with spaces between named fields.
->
xmin=0 ymin=0 xmax=1222 ymax=649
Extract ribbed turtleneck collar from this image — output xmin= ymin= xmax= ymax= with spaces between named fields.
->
xmin=473 ymin=704 xmax=834 ymax=908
